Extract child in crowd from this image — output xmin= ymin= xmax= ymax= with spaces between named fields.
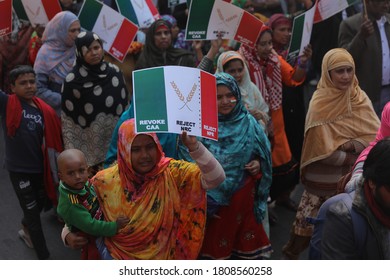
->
xmin=0 ymin=65 xmax=63 ymax=259
xmin=57 ymin=148 xmax=129 ymax=259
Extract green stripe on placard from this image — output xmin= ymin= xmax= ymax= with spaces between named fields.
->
xmin=116 ymin=0 xmax=139 ymax=25
xmin=347 ymin=0 xmax=358 ymax=5
xmin=78 ymin=0 xmax=103 ymax=31
xmin=289 ymin=13 xmax=304 ymax=57
xmin=13 ymin=0 xmax=29 ymax=22
xmin=134 ymin=68 xmax=168 ymax=131
xmin=186 ymin=0 xmax=215 ymax=36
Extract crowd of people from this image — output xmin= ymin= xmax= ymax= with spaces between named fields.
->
xmin=0 ymin=0 xmax=389 ymax=260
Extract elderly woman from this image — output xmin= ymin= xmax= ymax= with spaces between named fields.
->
xmin=179 ymin=73 xmax=273 ymax=259
xmin=61 ymin=31 xmax=130 ymax=176
xmin=34 ymin=11 xmax=80 ymax=116
xmin=282 ymin=48 xmax=380 ymax=259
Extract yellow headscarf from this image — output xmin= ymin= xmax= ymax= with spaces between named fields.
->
xmin=301 ymin=48 xmax=380 ymax=170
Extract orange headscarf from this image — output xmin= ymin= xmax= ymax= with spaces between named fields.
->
xmin=92 ymin=119 xmax=206 ymax=259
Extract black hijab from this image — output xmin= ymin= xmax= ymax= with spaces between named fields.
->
xmin=135 ymin=19 xmax=195 ymax=70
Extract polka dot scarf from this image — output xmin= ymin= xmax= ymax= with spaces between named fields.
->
xmin=61 ymin=31 xmax=129 ymax=166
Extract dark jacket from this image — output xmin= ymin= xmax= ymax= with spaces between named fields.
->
xmin=320 ymin=178 xmax=390 ymax=259
xmin=338 ymin=13 xmax=390 ymax=104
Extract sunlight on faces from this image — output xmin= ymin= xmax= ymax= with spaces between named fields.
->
xmin=58 ymin=151 xmax=89 ymax=190
xmin=217 ymin=85 xmax=237 ymax=115
xmin=131 ymin=134 xmax=158 ymax=175
xmin=223 ymin=59 xmax=244 ymax=84
xmin=83 ymin=40 xmax=104 ymax=65
xmin=256 ymin=31 xmax=273 ymax=60
xmin=11 ymin=73 xmax=36 ymax=103
xmin=329 ymin=66 xmax=354 ymax=91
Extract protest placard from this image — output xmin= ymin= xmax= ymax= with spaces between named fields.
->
xmin=314 ymin=0 xmax=359 ymax=23
xmin=287 ymin=3 xmax=316 ymax=62
xmin=186 ymin=0 xmax=263 ymax=48
xmin=13 ymin=0 xmax=61 ymax=27
xmin=0 ymin=0 xmax=12 ymax=37
xmin=116 ymin=0 xmax=159 ymax=28
xmin=78 ymin=0 xmax=138 ymax=62
xmin=133 ymin=66 xmax=218 ymax=141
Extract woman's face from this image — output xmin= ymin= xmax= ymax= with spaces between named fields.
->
xmin=83 ymin=40 xmax=104 ymax=65
xmin=256 ymin=32 xmax=273 ymax=59
xmin=217 ymin=85 xmax=237 ymax=115
xmin=224 ymin=59 xmax=245 ymax=84
xmin=329 ymin=66 xmax=354 ymax=91
xmin=154 ymin=27 xmax=172 ymax=50
xmin=68 ymin=21 xmax=81 ymax=43
xmin=272 ymin=24 xmax=291 ymax=46
xmin=131 ymin=134 xmax=158 ymax=175
xmin=171 ymin=24 xmax=180 ymax=40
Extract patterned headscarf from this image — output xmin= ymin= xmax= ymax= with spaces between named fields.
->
xmin=240 ymin=25 xmax=283 ymax=111
xmin=267 ymin=13 xmax=292 ymax=57
xmin=93 ymin=119 xmax=207 ymax=259
xmin=34 ymin=11 xmax=79 ymax=83
xmin=161 ymin=14 xmax=177 ymax=27
xmin=180 ymin=73 xmax=272 ymax=222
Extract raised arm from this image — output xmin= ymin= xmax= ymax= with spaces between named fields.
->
xmin=181 ymin=131 xmax=225 ymax=190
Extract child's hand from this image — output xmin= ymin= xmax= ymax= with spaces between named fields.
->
xmin=116 ymin=216 xmax=129 ymax=231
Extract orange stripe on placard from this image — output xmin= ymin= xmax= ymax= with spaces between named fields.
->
xmin=145 ymin=0 xmax=160 ymax=20
xmin=234 ymin=12 xmax=263 ymax=48
xmin=109 ymin=19 xmax=138 ymax=62
xmin=200 ymin=71 xmax=218 ymax=141
xmin=41 ymin=0 xmax=62 ymax=21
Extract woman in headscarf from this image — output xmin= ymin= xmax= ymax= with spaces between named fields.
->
xmin=135 ymin=19 xmax=195 ymax=70
xmin=267 ymin=14 xmax=306 ymax=211
xmin=343 ymin=101 xmax=390 ymax=194
xmin=282 ymin=48 xmax=380 ymax=259
xmin=179 ymin=73 xmax=273 ymax=259
xmin=239 ymin=25 xmax=311 ymax=219
xmin=64 ymin=118 xmax=226 ymax=259
xmin=216 ymin=50 xmax=269 ymax=129
xmin=34 ymin=11 xmax=80 ymax=116
xmin=61 ymin=31 xmax=130 ymax=176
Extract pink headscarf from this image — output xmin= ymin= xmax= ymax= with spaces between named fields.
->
xmin=354 ymin=102 xmax=390 ymax=165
